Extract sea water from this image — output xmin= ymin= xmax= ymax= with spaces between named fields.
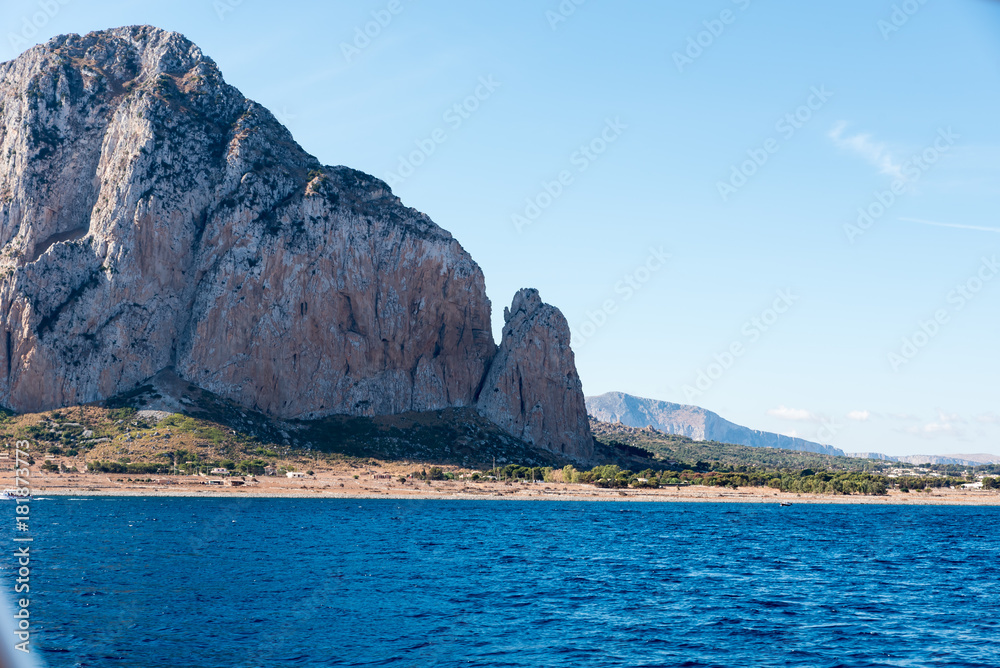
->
xmin=7 ymin=498 xmax=1000 ymax=667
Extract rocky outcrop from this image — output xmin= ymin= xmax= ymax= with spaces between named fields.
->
xmin=0 ymin=26 xmax=593 ymax=458
xmin=0 ymin=26 xmax=498 ymax=418
xmin=586 ymin=392 xmax=845 ymax=456
xmin=477 ymin=289 xmax=593 ymax=462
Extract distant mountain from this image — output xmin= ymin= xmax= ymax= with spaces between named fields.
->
xmin=848 ymin=452 xmax=1000 ymax=466
xmin=585 ymin=392 xmax=845 ymax=457
xmin=847 ymin=452 xmax=895 ymax=462
xmin=947 ymin=454 xmax=1000 ymax=465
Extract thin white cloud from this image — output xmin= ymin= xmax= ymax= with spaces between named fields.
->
xmin=829 ymin=121 xmax=905 ymax=180
xmin=847 ymin=410 xmax=871 ymax=422
xmin=898 ymin=217 xmax=1000 ymax=234
xmin=767 ymin=406 xmax=819 ymax=422
xmin=976 ymin=413 xmax=1000 ymax=424
xmin=923 ymin=423 xmax=953 ymax=434
xmin=902 ymin=421 xmax=969 ymax=440
xmin=908 ymin=422 xmax=952 ymax=435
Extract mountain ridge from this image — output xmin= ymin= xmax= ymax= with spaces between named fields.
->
xmin=587 ymin=392 xmax=998 ymax=466
xmin=585 ymin=392 xmax=845 ymax=456
xmin=847 ymin=452 xmax=1000 ymax=466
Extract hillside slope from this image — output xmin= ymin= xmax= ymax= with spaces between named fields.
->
xmin=586 ymin=392 xmax=844 ymax=456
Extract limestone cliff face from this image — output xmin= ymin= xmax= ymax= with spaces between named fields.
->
xmin=0 ymin=26 xmax=496 ymax=418
xmin=477 ymin=289 xmax=593 ymax=462
xmin=0 ymin=26 xmax=593 ymax=457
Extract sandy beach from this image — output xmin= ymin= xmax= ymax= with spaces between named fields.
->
xmin=12 ymin=470 xmax=1000 ymax=505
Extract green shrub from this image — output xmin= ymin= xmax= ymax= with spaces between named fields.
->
xmin=108 ymin=407 xmax=137 ymax=422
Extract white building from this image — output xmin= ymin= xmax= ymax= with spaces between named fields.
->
xmin=286 ymin=471 xmax=306 ymax=478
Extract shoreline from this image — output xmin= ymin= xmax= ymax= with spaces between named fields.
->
xmin=31 ymin=491 xmax=1000 ymax=505
xmin=19 ymin=474 xmax=1000 ymax=506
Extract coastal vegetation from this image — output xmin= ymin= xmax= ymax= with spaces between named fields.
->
xmin=472 ymin=464 xmax=976 ymax=497
xmin=0 ymin=396 xmax=992 ymax=498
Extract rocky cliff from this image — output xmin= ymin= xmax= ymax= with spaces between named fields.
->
xmin=477 ymin=289 xmax=593 ymax=462
xmin=0 ymin=26 xmax=591 ymax=457
xmin=586 ymin=392 xmax=844 ymax=457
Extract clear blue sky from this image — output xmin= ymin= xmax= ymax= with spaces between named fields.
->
xmin=4 ymin=0 xmax=999 ymax=456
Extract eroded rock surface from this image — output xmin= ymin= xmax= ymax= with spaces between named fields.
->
xmin=0 ymin=26 xmax=593 ymax=460
xmin=477 ymin=289 xmax=593 ymax=462
xmin=0 ymin=26 xmax=493 ymax=418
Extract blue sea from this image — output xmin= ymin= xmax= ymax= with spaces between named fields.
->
xmin=6 ymin=498 xmax=1000 ymax=667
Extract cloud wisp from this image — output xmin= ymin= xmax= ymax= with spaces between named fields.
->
xmin=902 ymin=421 xmax=968 ymax=440
xmin=829 ymin=121 xmax=904 ymax=180
xmin=898 ymin=217 xmax=1000 ymax=234
xmin=767 ymin=406 xmax=820 ymax=422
